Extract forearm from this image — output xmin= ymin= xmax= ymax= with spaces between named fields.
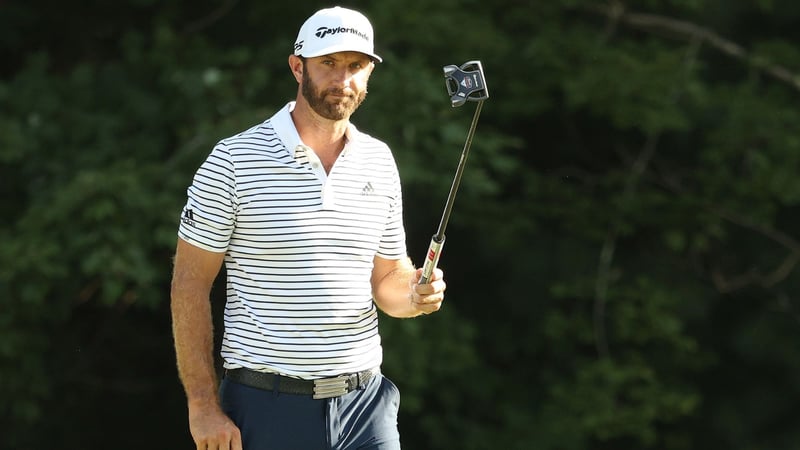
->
xmin=372 ymin=262 xmax=421 ymax=318
xmin=171 ymin=287 xmax=220 ymax=407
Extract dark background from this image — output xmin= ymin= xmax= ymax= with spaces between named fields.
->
xmin=2 ymin=0 xmax=800 ymax=448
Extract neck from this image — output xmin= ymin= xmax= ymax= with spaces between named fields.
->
xmin=291 ymin=99 xmax=349 ymax=156
xmin=290 ymin=99 xmax=350 ymax=174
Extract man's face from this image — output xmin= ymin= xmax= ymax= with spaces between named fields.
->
xmin=301 ymin=52 xmax=374 ymax=121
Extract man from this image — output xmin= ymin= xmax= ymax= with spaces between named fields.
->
xmin=170 ymin=6 xmax=446 ymax=450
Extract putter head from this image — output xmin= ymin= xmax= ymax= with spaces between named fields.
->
xmin=443 ymin=60 xmax=489 ymax=107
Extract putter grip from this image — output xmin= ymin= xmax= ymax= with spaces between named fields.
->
xmin=419 ymin=235 xmax=445 ymax=284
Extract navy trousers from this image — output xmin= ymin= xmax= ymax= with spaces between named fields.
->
xmin=219 ymin=372 xmax=401 ymax=450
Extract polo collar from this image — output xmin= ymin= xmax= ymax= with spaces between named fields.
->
xmin=270 ymin=101 xmax=358 ymax=160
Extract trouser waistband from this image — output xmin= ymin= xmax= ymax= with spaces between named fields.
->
xmin=225 ymin=367 xmax=380 ymax=399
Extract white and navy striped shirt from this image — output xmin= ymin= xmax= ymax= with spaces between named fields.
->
xmin=178 ymin=102 xmax=406 ymax=379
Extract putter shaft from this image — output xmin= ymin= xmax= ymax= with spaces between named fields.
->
xmin=419 ymin=100 xmax=484 ymax=284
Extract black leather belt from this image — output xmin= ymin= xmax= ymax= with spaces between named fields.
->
xmin=225 ymin=367 xmax=379 ymax=399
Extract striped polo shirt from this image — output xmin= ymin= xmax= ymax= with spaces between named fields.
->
xmin=178 ymin=102 xmax=407 ymax=379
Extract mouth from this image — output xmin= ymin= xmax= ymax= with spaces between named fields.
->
xmin=325 ymin=90 xmax=353 ymax=100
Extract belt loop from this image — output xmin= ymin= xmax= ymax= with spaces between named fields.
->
xmin=272 ymin=373 xmax=280 ymax=396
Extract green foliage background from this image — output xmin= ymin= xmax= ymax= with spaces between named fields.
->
xmin=2 ymin=0 xmax=800 ymax=448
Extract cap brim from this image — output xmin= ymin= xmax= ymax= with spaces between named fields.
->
xmin=299 ymin=44 xmax=382 ymax=63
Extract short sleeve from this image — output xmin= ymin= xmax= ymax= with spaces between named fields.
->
xmin=376 ymin=161 xmax=407 ymax=260
xmin=177 ymin=143 xmax=237 ymax=252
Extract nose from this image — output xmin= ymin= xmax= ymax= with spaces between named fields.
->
xmin=331 ymin=67 xmax=351 ymax=87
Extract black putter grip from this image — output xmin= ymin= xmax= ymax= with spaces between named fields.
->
xmin=419 ymin=235 xmax=445 ymax=284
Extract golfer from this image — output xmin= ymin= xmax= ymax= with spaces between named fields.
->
xmin=170 ymin=6 xmax=446 ymax=450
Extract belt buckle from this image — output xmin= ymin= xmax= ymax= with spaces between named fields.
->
xmin=313 ymin=375 xmax=350 ymax=399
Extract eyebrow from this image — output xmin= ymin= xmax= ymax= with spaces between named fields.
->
xmin=322 ymin=53 xmax=370 ymax=63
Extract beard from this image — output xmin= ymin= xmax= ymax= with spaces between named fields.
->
xmin=301 ymin=68 xmax=367 ymax=121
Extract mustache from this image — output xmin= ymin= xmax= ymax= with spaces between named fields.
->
xmin=323 ymin=88 xmax=356 ymax=98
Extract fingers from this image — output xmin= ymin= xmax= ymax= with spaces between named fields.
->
xmin=412 ymin=268 xmax=446 ymax=315
xmin=415 ymin=267 xmax=444 ymax=284
xmin=190 ymin=411 xmax=242 ymax=450
xmin=414 ymin=268 xmax=445 ymax=292
xmin=195 ymin=429 xmax=242 ymax=450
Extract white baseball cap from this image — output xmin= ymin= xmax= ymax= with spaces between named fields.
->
xmin=293 ymin=7 xmax=382 ymax=63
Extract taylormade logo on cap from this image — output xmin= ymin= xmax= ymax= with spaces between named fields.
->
xmin=314 ymin=26 xmax=369 ymax=41
xmin=293 ymin=7 xmax=382 ymax=62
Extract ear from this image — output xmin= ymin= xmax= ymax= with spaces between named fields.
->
xmin=288 ymin=55 xmax=304 ymax=83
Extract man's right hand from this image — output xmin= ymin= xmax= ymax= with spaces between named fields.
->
xmin=188 ymin=402 xmax=242 ymax=450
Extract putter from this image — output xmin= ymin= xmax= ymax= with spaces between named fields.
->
xmin=419 ymin=60 xmax=489 ymax=284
